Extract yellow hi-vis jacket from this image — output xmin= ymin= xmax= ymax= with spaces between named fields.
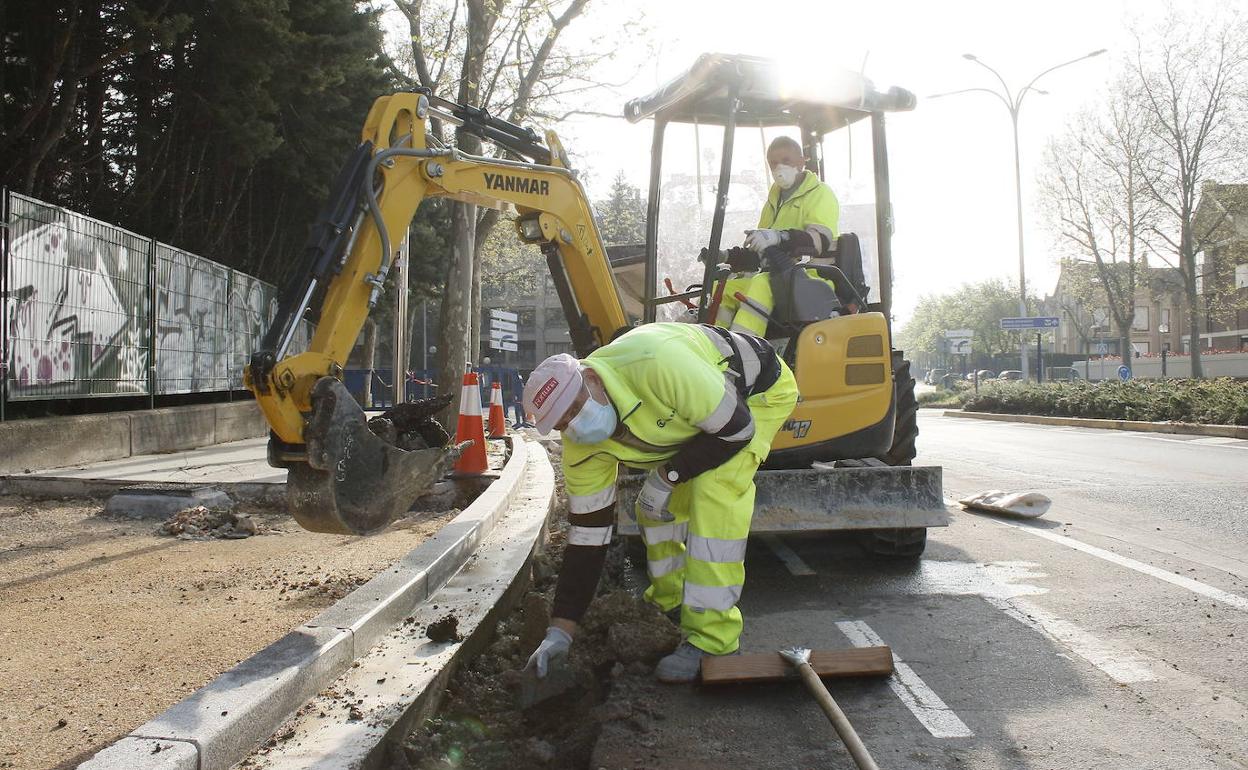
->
xmin=759 ymin=170 xmax=840 ymax=248
xmin=562 ymin=323 xmax=744 ymax=516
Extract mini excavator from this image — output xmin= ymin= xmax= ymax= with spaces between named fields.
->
xmin=246 ymin=54 xmax=947 ymax=554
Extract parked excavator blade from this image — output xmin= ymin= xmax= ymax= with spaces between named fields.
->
xmin=287 ymin=376 xmax=465 ymax=535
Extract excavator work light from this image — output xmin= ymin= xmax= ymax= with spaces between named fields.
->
xmin=518 ymin=215 xmax=544 ymax=242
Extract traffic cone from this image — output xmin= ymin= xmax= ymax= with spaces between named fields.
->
xmin=488 ymin=382 xmax=507 ymax=438
xmin=454 ymin=370 xmax=489 ymax=475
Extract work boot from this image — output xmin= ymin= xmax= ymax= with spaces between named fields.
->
xmin=654 ymin=642 xmax=738 ymax=683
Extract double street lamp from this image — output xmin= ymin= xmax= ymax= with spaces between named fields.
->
xmin=931 ymin=49 xmax=1107 ymax=382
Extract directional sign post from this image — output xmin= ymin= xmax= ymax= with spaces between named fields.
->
xmin=999 ymin=316 xmax=1060 ymax=330
xmin=489 ymin=309 xmax=520 ymax=353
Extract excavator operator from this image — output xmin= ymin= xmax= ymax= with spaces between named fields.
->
xmin=714 ymin=135 xmax=841 ymax=336
xmin=520 ymin=322 xmax=798 ymax=682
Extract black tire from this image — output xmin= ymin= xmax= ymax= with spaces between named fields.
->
xmin=866 ymin=356 xmax=926 ymax=559
xmin=864 ymin=527 xmax=927 ymax=558
xmin=881 ymin=358 xmax=919 ymax=467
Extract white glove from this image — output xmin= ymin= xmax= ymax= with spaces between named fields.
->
xmin=635 ymin=469 xmax=675 ymax=522
xmin=744 ymin=228 xmax=783 ymax=253
xmin=525 ymin=626 xmax=573 ymax=678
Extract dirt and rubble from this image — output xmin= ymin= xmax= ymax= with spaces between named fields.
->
xmin=0 ymin=494 xmax=459 ymax=770
xmin=399 ymin=468 xmax=681 ymax=770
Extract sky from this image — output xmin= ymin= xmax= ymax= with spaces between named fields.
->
xmin=538 ymin=0 xmax=1192 ymax=323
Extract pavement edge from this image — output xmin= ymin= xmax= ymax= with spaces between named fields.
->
xmin=77 ymin=437 xmax=535 ymax=770
xmin=944 ymin=409 xmax=1248 ymax=439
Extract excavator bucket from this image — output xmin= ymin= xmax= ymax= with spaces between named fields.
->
xmin=287 ymin=377 xmax=465 ymax=535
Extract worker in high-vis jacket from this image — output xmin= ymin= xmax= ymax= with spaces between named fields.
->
xmin=715 ymin=135 xmax=840 ymax=337
xmin=520 ymin=322 xmax=798 ymax=682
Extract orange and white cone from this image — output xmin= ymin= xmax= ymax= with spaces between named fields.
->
xmin=454 ymin=371 xmax=489 ymax=475
xmin=487 ymin=382 xmax=507 ymax=438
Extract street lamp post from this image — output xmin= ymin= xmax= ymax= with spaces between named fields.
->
xmin=931 ymin=49 xmax=1106 ymax=382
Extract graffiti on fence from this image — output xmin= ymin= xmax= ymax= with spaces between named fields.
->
xmin=6 ymin=218 xmax=149 ymax=397
xmin=155 ymin=247 xmax=229 ymax=393
xmin=228 ymin=272 xmax=279 ymax=388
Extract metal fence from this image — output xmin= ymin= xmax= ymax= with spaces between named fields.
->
xmin=2 ymin=190 xmax=302 ymax=405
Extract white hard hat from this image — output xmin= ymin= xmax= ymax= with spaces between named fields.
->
xmin=522 ymin=353 xmax=583 ymax=433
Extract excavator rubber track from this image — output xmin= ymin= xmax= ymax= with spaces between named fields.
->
xmin=287 ymin=377 xmax=465 ymax=535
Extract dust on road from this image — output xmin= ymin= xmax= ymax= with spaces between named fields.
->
xmin=0 ymin=495 xmax=455 ymax=770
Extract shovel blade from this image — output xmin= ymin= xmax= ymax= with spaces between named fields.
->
xmin=287 ymin=376 xmax=465 ymax=535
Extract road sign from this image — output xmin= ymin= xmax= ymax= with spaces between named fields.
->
xmin=1096 ymin=342 xmax=1108 ymax=356
xmin=1117 ymin=365 xmax=1132 ymax=381
xmin=490 ymin=318 xmax=518 ymax=333
xmin=489 ymin=309 xmax=518 ymax=323
xmin=489 ymin=339 xmax=518 ymax=352
xmin=950 ymin=339 xmax=973 ymax=355
xmin=999 ymin=316 xmax=1060 ymax=330
xmin=489 ymin=329 xmax=518 ymax=342
xmin=944 ymin=328 xmax=973 ymax=339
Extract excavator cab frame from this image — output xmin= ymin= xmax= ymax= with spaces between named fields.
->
xmin=622 ymin=53 xmax=916 ymax=327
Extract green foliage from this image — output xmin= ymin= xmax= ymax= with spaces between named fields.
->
xmin=962 ymin=379 xmax=1248 ymax=426
xmin=594 ymin=171 xmax=646 ymax=245
xmin=897 ymin=279 xmax=1034 ymax=360
xmin=2 ymin=0 xmax=389 ymax=283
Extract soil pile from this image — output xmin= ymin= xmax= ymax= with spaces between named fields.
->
xmin=401 ymin=530 xmax=680 ymax=769
xmin=159 ymin=505 xmax=269 ymax=539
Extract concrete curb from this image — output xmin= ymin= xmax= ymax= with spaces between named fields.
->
xmin=944 ymin=409 xmax=1248 ymax=439
xmin=79 ymin=437 xmax=537 ymax=770
xmin=0 ymin=401 xmax=267 ymax=475
xmin=248 ymin=442 xmax=555 ymax=770
xmin=0 ymin=475 xmax=285 ymax=505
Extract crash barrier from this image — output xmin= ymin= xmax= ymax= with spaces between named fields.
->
xmin=0 ymin=190 xmax=310 ymax=413
xmin=79 ymin=437 xmax=554 ymax=770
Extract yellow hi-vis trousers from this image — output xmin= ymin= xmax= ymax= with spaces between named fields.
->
xmin=638 ymin=360 xmax=798 ymax=655
xmin=715 ymin=270 xmax=839 ymax=338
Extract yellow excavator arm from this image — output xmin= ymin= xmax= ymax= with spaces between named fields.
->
xmin=244 ymin=92 xmax=629 ymax=534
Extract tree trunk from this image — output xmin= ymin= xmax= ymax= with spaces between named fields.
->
xmin=436 ymin=202 xmax=477 ymax=425
xmin=1119 ymin=332 xmax=1132 ymax=375
xmin=1188 ymin=286 xmax=1204 ymax=378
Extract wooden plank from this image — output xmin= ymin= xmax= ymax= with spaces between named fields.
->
xmin=701 ymin=646 xmax=894 ymax=685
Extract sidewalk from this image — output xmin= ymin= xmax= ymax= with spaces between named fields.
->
xmin=0 ymin=436 xmax=283 ymax=500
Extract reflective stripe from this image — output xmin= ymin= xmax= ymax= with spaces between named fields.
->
xmin=733 ymin=332 xmax=762 ymax=386
xmin=648 ymin=554 xmax=685 ymax=579
xmin=697 ymin=387 xmax=738 ymax=433
xmin=568 ymin=525 xmax=613 ymax=546
xmin=701 ymin=326 xmax=735 ymax=359
xmin=720 ymin=419 xmax=755 ymax=443
xmin=640 ymin=521 xmax=688 ymax=546
xmin=687 ymin=535 xmax=748 ymax=563
xmin=807 ymin=223 xmax=835 ymax=253
xmin=569 ymin=485 xmax=616 ymax=514
xmin=683 ymin=581 xmax=742 ymax=611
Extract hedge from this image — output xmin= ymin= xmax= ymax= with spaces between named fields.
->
xmin=961 ymin=378 xmax=1248 ymax=426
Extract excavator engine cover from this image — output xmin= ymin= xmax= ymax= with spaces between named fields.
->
xmin=287 ymin=377 xmax=464 ymax=535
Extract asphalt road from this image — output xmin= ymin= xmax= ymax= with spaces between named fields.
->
xmin=593 ymin=411 xmax=1248 ymax=769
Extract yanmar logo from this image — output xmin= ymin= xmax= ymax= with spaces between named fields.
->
xmin=532 ymin=377 xmax=559 ymax=408
xmin=483 ymin=172 xmax=550 ymax=196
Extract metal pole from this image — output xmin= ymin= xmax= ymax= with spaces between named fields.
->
xmin=872 ymin=113 xmax=895 ymax=325
xmin=1036 ymin=333 xmax=1042 ymax=383
xmin=0 ymin=189 xmax=8 ymax=422
xmin=698 ymin=89 xmax=741 ymax=323
xmin=1011 ymin=110 xmax=1031 ymax=383
xmin=643 ymin=119 xmax=667 ymax=324
xmin=393 ymin=233 xmax=409 ymax=404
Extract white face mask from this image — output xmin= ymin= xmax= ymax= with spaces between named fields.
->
xmin=563 ymin=396 xmax=617 ymax=444
xmin=772 ymin=164 xmax=801 ymax=189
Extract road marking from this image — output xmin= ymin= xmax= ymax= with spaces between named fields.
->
xmin=984 ymin=596 xmax=1157 ymax=683
xmin=836 ymin=620 xmax=973 ymax=739
xmin=761 ymin=534 xmax=815 ymax=576
xmin=1129 ymin=434 xmax=1248 ymax=450
xmin=997 ymin=519 xmax=1248 ymax=613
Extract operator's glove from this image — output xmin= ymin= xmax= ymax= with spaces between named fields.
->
xmin=725 ymin=246 xmax=761 ymax=273
xmin=635 ymin=469 xmax=675 ymax=522
xmin=524 ymin=626 xmax=572 ymax=678
xmin=744 ymin=228 xmax=785 ymax=253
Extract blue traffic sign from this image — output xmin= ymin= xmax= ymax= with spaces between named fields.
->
xmin=1000 ymin=316 xmax=1060 ymax=330
xmin=1118 ymin=365 xmax=1132 ymax=381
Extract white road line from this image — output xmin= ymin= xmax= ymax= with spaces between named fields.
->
xmin=984 ymin=596 xmax=1156 ymax=684
xmin=1129 ymin=434 xmax=1248 ymax=450
xmin=761 ymin=535 xmax=815 ymax=576
xmin=998 ymin=519 xmax=1248 ymax=613
xmin=836 ymin=620 xmax=973 ymax=739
